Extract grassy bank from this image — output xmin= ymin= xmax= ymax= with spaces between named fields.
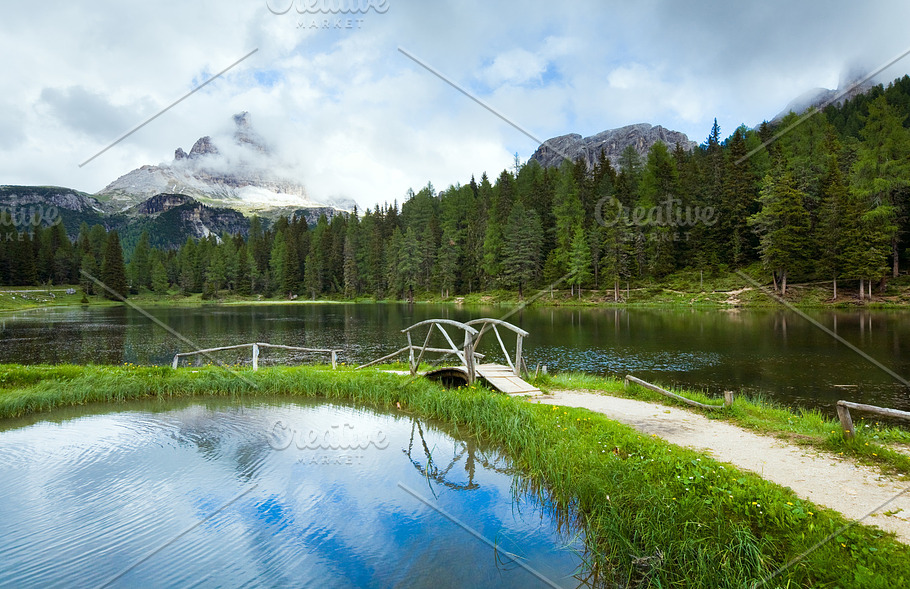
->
xmin=541 ymin=372 xmax=910 ymax=479
xmin=9 ymin=266 xmax=910 ymax=312
xmin=0 ymin=364 xmax=908 ymax=587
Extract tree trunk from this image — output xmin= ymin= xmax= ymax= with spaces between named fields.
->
xmin=772 ymin=271 xmax=779 ymax=294
xmin=832 ymin=276 xmax=837 ymax=300
xmin=859 ymin=278 xmax=864 ymax=301
xmin=893 ymin=235 xmax=900 ymax=278
xmin=614 ymin=279 xmax=619 ymax=301
xmin=780 ymin=269 xmax=787 ymax=297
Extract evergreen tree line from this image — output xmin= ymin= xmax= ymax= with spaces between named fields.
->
xmin=3 ymin=76 xmax=910 ymax=301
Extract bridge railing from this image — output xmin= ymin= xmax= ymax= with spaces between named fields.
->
xmin=355 ymin=319 xmax=485 ymax=381
xmin=355 ymin=317 xmax=531 ymax=381
xmin=465 ymin=318 xmax=529 ymax=377
xmin=172 ymin=343 xmax=341 ymax=370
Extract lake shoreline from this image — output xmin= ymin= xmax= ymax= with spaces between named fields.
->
xmin=1 ymin=363 xmax=909 ymax=586
xmin=5 ymin=277 xmax=910 ymax=313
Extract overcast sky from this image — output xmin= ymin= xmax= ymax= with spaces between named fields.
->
xmin=2 ymin=1 xmax=909 ymax=209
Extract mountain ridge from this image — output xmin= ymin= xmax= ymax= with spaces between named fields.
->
xmin=95 ymin=112 xmax=354 ymax=219
xmin=530 ymin=123 xmax=697 ymax=170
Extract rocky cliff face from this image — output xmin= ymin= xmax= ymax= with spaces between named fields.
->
xmin=95 ymin=112 xmax=354 ymax=219
xmin=0 ymin=185 xmax=104 ymax=213
xmin=0 ymin=185 xmax=110 ymax=237
xmin=530 ymin=123 xmax=697 ymax=170
xmin=120 ymin=194 xmax=250 ymax=248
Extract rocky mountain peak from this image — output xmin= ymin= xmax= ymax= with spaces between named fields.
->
xmin=772 ymin=65 xmax=878 ymax=121
xmin=95 ymin=111 xmax=353 ymax=218
xmin=188 ymin=136 xmax=219 ymax=159
xmin=233 ymin=111 xmax=252 ymax=130
xmin=530 ymin=123 xmax=696 ymax=170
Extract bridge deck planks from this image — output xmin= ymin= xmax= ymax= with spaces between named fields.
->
xmin=475 ymin=363 xmax=540 ymax=395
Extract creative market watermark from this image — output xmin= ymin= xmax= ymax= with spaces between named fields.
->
xmin=594 ymin=195 xmax=717 ymax=230
xmin=267 ymin=0 xmax=390 ymax=30
xmin=266 ymin=421 xmax=389 ymax=452
xmin=0 ymin=204 xmax=60 ymax=240
xmin=0 ymin=204 xmax=60 ymax=228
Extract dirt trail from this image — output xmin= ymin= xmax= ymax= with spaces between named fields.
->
xmin=533 ymin=390 xmax=910 ymax=544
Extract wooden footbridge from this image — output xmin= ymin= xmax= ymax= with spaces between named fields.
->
xmin=356 ymin=318 xmax=540 ymax=396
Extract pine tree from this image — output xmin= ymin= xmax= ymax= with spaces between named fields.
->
xmin=270 ymin=231 xmax=287 ymax=295
xmin=501 ymin=203 xmax=543 ymax=299
xmin=100 ymin=231 xmax=128 ymax=299
xmin=851 ymin=94 xmax=910 ymax=277
xmin=303 ymin=249 xmax=323 ymax=299
xmin=552 ymin=163 xmax=583 ymax=274
xmin=79 ymin=253 xmax=98 ymax=295
xmin=205 ymin=246 xmax=227 ymax=295
xmin=235 ymin=243 xmax=253 ymax=296
xmin=481 ymin=219 xmax=503 ymax=286
xmin=566 ymin=225 xmax=592 ymax=298
xmin=816 ymin=135 xmax=849 ymax=299
xmin=398 ymin=227 xmax=420 ymax=302
xmin=282 ymin=237 xmax=300 ymax=297
xmin=747 ymin=172 xmax=811 ymax=296
xmin=599 ymin=210 xmax=632 ymax=300
xmin=151 ymin=259 xmax=169 ymax=295
xmin=434 ymin=226 xmax=459 ymax=298
xmin=128 ymin=231 xmax=151 ymax=291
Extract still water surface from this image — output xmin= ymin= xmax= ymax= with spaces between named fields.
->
xmin=1 ymin=303 xmax=909 ymax=412
xmin=0 ymin=399 xmax=582 ymax=587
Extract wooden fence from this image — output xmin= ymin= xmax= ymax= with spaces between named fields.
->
xmin=836 ymin=400 xmax=910 ymax=439
xmin=172 ymin=343 xmax=341 ymax=370
xmin=624 ymin=375 xmax=733 ymax=410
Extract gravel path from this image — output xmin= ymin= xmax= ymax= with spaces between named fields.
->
xmin=532 ymin=390 xmax=910 ymax=544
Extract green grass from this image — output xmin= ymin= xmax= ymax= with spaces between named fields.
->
xmin=540 ymin=372 xmax=910 ymax=478
xmin=0 ymin=364 xmax=909 ymax=587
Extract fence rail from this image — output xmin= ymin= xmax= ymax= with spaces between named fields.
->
xmin=836 ymin=400 xmax=910 ymax=439
xmin=172 ymin=343 xmax=341 ymax=370
xmin=624 ymin=375 xmax=732 ymax=410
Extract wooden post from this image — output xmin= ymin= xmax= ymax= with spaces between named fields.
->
xmin=724 ymin=391 xmax=734 ymax=407
xmin=463 ymin=331 xmax=475 ymax=384
xmin=172 ymin=355 xmax=180 ymax=369
xmin=331 ymin=350 xmax=337 ymax=370
xmin=836 ymin=402 xmax=856 ymax=439
xmin=407 ymin=331 xmax=415 ymax=375
xmin=514 ymin=335 xmax=523 ymax=377
xmin=252 ymin=343 xmax=259 ymax=371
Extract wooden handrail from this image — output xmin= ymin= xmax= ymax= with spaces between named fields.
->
xmin=464 ymin=318 xmax=529 ymax=337
xmin=172 ymin=343 xmax=342 ymax=370
xmin=355 ymin=347 xmax=484 ymax=370
xmin=401 ymin=319 xmax=478 ymax=336
xmin=836 ymin=400 xmax=910 ymax=439
xmin=625 ymin=375 xmax=729 ymax=410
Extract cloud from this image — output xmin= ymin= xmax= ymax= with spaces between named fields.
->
xmin=0 ymin=104 xmax=25 ymax=149
xmin=480 ymin=48 xmax=548 ymax=87
xmin=2 ymin=0 xmax=910 ymax=209
xmin=38 ymin=86 xmax=153 ymax=141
